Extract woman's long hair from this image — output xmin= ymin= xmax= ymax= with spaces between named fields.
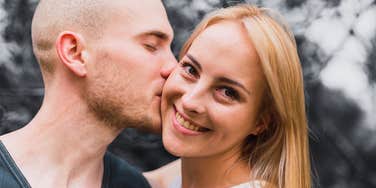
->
xmin=179 ymin=4 xmax=311 ymax=188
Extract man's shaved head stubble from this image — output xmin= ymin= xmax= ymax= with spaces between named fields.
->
xmin=32 ymin=0 xmax=116 ymax=75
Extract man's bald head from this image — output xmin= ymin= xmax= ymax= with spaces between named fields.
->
xmin=31 ymin=0 xmax=124 ymax=74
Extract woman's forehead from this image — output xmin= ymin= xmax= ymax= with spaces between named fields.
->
xmin=188 ymin=21 xmax=259 ymax=68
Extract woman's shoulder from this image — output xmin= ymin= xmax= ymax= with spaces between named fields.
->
xmin=143 ymin=159 xmax=181 ymax=188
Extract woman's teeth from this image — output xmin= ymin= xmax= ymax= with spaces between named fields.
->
xmin=176 ymin=112 xmax=202 ymax=132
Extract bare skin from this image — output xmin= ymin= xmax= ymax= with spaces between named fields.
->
xmin=0 ymin=0 xmax=176 ymax=187
xmin=144 ymin=159 xmax=182 ymax=188
xmin=1 ymin=91 xmax=119 ymax=187
xmin=147 ymin=21 xmax=267 ymax=188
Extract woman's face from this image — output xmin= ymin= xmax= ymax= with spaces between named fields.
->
xmin=162 ymin=21 xmax=266 ymax=158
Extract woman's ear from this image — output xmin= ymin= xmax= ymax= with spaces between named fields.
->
xmin=252 ymin=112 xmax=271 ymax=136
xmin=55 ymin=31 xmax=87 ymax=77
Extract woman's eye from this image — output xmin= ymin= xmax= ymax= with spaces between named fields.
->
xmin=216 ymin=87 xmax=239 ymax=101
xmin=181 ymin=62 xmax=198 ymax=77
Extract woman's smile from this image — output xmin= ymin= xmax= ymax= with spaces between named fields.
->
xmin=172 ymin=105 xmax=210 ymax=135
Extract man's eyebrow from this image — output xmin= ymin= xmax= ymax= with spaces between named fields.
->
xmin=186 ymin=54 xmax=202 ymax=71
xmin=141 ymin=30 xmax=171 ymax=41
xmin=217 ymin=77 xmax=252 ymax=95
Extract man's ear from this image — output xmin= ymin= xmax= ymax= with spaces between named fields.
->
xmin=55 ymin=31 xmax=87 ymax=77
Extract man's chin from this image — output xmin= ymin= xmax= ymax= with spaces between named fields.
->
xmin=141 ymin=120 xmax=162 ymax=134
xmin=127 ymin=114 xmax=161 ymax=134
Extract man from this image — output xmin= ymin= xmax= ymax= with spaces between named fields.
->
xmin=0 ymin=0 xmax=176 ymax=187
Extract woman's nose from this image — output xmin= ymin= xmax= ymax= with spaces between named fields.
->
xmin=181 ymin=88 xmax=206 ymax=115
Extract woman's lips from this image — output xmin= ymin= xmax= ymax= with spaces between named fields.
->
xmin=171 ymin=106 xmax=210 ymax=135
xmin=175 ymin=112 xmax=209 ymax=132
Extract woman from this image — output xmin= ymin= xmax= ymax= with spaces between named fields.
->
xmin=146 ymin=4 xmax=311 ymax=188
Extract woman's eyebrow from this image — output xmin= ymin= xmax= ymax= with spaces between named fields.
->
xmin=186 ymin=53 xmax=251 ymax=95
xmin=186 ymin=53 xmax=202 ymax=71
xmin=217 ymin=77 xmax=252 ymax=95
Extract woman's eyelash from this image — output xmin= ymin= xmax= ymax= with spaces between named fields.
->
xmin=217 ymin=87 xmax=240 ymax=101
xmin=181 ymin=62 xmax=198 ymax=76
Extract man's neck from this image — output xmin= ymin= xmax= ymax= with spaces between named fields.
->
xmin=0 ymin=95 xmax=123 ymax=188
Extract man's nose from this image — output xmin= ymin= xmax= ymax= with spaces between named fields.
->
xmin=160 ymin=52 xmax=178 ymax=79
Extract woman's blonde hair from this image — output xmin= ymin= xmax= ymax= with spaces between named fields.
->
xmin=179 ymin=4 xmax=311 ymax=188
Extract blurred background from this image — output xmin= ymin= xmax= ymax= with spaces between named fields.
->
xmin=0 ymin=0 xmax=375 ymax=187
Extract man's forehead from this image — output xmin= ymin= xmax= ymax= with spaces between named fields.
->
xmin=118 ymin=0 xmax=166 ymax=17
xmin=111 ymin=0 xmax=173 ymax=35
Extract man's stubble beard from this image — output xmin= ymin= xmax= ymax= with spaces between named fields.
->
xmin=83 ymin=68 xmax=154 ymax=130
xmin=85 ymin=88 xmax=153 ymax=130
xmin=83 ymin=50 xmax=160 ymax=132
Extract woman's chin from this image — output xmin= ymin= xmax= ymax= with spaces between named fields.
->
xmin=161 ymin=135 xmax=190 ymax=157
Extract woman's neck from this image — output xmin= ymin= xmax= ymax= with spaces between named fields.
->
xmin=180 ymin=148 xmax=251 ymax=188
